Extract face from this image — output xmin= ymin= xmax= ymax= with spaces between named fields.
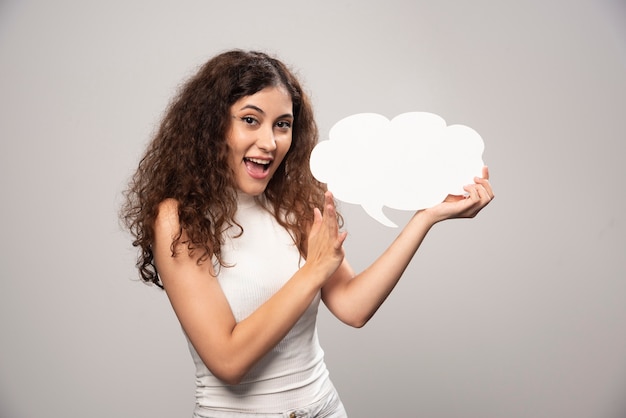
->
xmin=226 ymin=86 xmax=293 ymax=196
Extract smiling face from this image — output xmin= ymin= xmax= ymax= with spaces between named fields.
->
xmin=226 ymin=86 xmax=294 ymax=196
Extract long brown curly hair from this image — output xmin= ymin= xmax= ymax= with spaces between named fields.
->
xmin=121 ymin=50 xmax=334 ymax=288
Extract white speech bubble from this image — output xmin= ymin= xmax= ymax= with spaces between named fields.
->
xmin=310 ymin=112 xmax=485 ymax=227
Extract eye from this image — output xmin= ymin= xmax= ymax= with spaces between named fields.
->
xmin=240 ymin=116 xmax=258 ymax=125
xmin=276 ymin=120 xmax=292 ymax=130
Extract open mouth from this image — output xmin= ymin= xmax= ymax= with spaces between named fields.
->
xmin=244 ymin=157 xmax=272 ymax=178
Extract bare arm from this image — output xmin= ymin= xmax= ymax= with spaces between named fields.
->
xmin=154 ymin=196 xmax=346 ymax=385
xmin=322 ymin=167 xmax=495 ymax=327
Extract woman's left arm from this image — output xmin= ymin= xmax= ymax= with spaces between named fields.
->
xmin=322 ymin=167 xmax=494 ymax=328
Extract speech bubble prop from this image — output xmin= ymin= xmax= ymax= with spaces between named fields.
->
xmin=310 ymin=112 xmax=485 ymax=227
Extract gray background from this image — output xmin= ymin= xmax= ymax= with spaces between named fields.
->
xmin=1 ymin=0 xmax=625 ymax=417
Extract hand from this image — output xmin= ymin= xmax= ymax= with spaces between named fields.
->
xmin=425 ymin=166 xmax=495 ymax=223
xmin=305 ymin=191 xmax=348 ymax=283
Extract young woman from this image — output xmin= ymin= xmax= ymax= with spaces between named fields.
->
xmin=121 ymin=49 xmax=494 ymax=417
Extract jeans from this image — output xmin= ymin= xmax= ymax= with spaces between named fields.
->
xmin=192 ymin=388 xmax=347 ymax=418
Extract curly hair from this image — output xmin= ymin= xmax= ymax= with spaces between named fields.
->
xmin=121 ymin=50 xmax=335 ymax=288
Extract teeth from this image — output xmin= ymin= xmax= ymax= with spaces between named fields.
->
xmin=246 ymin=157 xmax=271 ymax=165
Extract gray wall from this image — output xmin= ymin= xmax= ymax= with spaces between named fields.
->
xmin=1 ymin=1 xmax=625 ymax=417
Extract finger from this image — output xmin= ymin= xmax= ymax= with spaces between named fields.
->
xmin=482 ymin=166 xmax=489 ymax=180
xmin=323 ymin=203 xmax=339 ymax=235
xmin=335 ymin=230 xmax=348 ymax=250
xmin=324 ymin=191 xmax=336 ymax=213
xmin=479 ymin=183 xmax=494 ymax=202
xmin=471 ymin=185 xmax=490 ymax=206
xmin=474 ymin=171 xmax=494 ymax=200
xmin=472 ymin=168 xmax=487 ymax=184
xmin=476 ymin=185 xmax=491 ymax=203
xmin=311 ymin=207 xmax=323 ymax=232
xmin=463 ymin=184 xmax=479 ymax=201
xmin=474 ymin=178 xmax=494 ymax=200
xmin=471 ymin=187 xmax=481 ymax=202
xmin=323 ymin=191 xmax=338 ymax=221
xmin=324 ymin=190 xmax=345 ymax=242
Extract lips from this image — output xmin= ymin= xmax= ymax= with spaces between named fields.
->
xmin=244 ymin=157 xmax=272 ymax=179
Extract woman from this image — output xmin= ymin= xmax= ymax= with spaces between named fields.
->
xmin=121 ymin=49 xmax=494 ymax=417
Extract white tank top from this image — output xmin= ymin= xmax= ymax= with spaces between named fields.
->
xmin=187 ymin=193 xmax=333 ymax=412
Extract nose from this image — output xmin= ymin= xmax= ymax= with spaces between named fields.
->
xmin=256 ymin=126 xmax=277 ymax=152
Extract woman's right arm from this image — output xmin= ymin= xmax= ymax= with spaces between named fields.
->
xmin=153 ymin=198 xmax=346 ymax=385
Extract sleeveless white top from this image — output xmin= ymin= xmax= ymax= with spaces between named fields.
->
xmin=187 ymin=194 xmax=333 ymax=413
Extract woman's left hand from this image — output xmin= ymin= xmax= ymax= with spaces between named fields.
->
xmin=424 ymin=166 xmax=495 ymax=223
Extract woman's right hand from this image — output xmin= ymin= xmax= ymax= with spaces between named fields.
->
xmin=155 ymin=197 xmax=343 ymax=385
xmin=305 ymin=191 xmax=348 ymax=284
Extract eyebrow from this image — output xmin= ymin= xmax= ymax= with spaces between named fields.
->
xmin=239 ymin=104 xmax=293 ymax=120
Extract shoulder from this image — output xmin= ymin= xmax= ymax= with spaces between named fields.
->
xmin=155 ymin=198 xmax=180 ymax=232
xmin=153 ymin=198 xmax=184 ymax=249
